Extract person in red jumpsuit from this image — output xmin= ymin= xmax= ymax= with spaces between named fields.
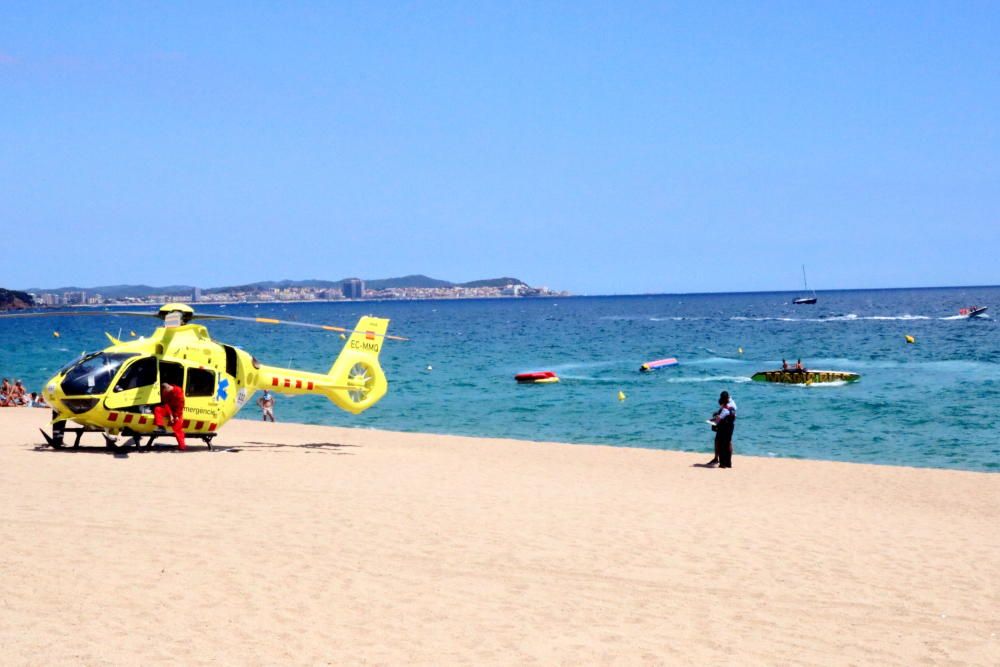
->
xmin=154 ymin=382 xmax=187 ymax=450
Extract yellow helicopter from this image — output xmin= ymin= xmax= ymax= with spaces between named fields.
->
xmin=0 ymin=303 xmax=405 ymax=451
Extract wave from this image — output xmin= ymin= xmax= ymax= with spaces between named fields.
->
xmin=731 ymin=313 xmax=932 ymax=322
xmin=598 ymin=315 xmax=708 ymax=322
xmin=557 ymin=375 xmax=630 ymax=384
xmin=547 ymin=360 xmax=623 ymax=372
xmin=663 ymin=375 xmax=752 ymax=384
xmin=604 ymin=313 xmax=980 ymax=324
xmin=690 ymin=355 xmax=745 ymax=365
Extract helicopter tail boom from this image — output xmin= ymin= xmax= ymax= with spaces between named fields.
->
xmin=255 ymin=316 xmax=390 ymax=415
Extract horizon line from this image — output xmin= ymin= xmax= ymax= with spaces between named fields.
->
xmin=10 ymin=281 xmax=998 ymax=304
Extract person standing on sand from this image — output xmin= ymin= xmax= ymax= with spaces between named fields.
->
xmin=706 ymin=391 xmax=736 ymax=468
xmin=154 ymin=382 xmax=187 ymax=451
xmin=257 ymin=390 xmax=275 ymax=422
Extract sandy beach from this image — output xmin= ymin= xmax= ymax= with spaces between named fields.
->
xmin=0 ymin=408 xmax=997 ymax=665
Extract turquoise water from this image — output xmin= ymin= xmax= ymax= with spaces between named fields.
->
xmin=2 ymin=287 xmax=999 ymax=471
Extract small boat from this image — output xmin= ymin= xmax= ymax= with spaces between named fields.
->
xmin=958 ymin=306 xmax=988 ymax=318
xmin=792 ymin=265 xmax=818 ymax=305
xmin=640 ymin=357 xmax=678 ymax=372
xmin=752 ymin=369 xmax=860 ymax=384
xmin=514 ymin=371 xmax=559 ymax=384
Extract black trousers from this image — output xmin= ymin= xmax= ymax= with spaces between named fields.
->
xmin=719 ymin=438 xmax=732 ymax=467
xmin=714 ymin=434 xmax=727 ymax=462
xmin=715 ymin=424 xmax=734 ymax=468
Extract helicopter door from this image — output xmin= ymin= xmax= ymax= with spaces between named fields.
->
xmin=159 ymin=361 xmax=185 ymax=388
xmin=105 ymin=356 xmax=161 ymax=410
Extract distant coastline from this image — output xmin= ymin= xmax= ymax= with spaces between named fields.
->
xmin=16 ymin=274 xmax=570 ymax=308
xmin=9 ymin=280 xmax=997 ymax=311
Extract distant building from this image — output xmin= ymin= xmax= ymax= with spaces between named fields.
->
xmin=41 ymin=293 xmax=62 ymax=306
xmin=192 ymin=287 xmax=202 ymax=302
xmin=63 ymin=291 xmax=86 ymax=305
xmin=342 ymin=278 xmax=364 ymax=299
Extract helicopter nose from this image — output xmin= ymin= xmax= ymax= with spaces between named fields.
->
xmin=44 ymin=378 xmax=61 ymax=405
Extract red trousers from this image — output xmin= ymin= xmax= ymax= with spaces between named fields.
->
xmin=153 ymin=405 xmax=186 ymax=448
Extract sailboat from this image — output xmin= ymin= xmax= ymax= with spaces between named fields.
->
xmin=792 ymin=265 xmax=817 ymax=305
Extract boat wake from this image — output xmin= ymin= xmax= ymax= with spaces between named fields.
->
xmin=663 ymin=375 xmax=752 ymax=384
xmin=731 ymin=313 xmax=933 ymax=322
xmin=690 ymin=355 xmax=745 ymax=365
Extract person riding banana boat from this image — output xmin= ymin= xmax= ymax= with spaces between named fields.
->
xmin=755 ymin=359 xmax=859 ymax=384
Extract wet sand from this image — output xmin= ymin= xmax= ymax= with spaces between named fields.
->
xmin=1 ymin=408 xmax=997 ymax=665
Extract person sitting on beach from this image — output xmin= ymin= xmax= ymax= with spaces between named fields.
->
xmin=10 ymin=379 xmax=27 ymax=406
xmin=0 ymin=378 xmax=11 ymax=406
xmin=28 ymin=392 xmax=49 ymax=408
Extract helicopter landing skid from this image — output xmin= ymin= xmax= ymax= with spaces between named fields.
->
xmin=126 ymin=429 xmax=217 ymax=451
xmin=40 ymin=424 xmax=109 ymax=449
xmin=41 ymin=426 xmax=216 ymax=452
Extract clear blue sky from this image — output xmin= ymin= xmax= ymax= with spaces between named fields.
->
xmin=2 ymin=2 xmax=997 ymax=294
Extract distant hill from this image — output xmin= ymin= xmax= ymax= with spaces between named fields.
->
xmin=457 ymin=277 xmax=527 ymax=289
xmin=0 ymin=288 xmax=34 ymax=310
xmin=24 ymin=284 xmax=195 ymax=299
xmin=364 ymin=275 xmax=454 ymax=290
xmin=23 ymin=276 xmax=534 ymax=298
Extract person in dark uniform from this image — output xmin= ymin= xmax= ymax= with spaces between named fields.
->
xmin=708 ymin=391 xmax=736 ymax=468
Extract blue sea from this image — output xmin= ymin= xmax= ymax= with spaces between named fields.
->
xmin=2 ymin=287 xmax=998 ymax=472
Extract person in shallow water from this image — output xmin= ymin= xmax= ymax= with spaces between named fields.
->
xmin=706 ymin=391 xmax=736 ymax=467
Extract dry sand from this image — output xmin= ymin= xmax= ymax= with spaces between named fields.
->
xmin=0 ymin=408 xmax=997 ymax=666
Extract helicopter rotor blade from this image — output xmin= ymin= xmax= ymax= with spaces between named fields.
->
xmin=193 ymin=314 xmax=409 ymax=341
xmin=0 ymin=307 xmax=408 ymax=341
xmin=0 ymin=310 xmax=160 ymax=319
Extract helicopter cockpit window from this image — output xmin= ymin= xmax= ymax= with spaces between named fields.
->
xmin=60 ymin=353 xmax=136 ymax=396
xmin=58 ymin=352 xmax=90 ymax=376
xmin=114 ymin=357 xmax=159 ymax=392
xmin=186 ymin=368 xmax=216 ymax=398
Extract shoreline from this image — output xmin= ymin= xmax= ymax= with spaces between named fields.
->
xmin=4 ymin=403 xmax=999 ymax=475
xmin=2 ymin=408 xmax=997 ymax=664
xmin=300 ymin=418 xmax=1000 ymax=475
